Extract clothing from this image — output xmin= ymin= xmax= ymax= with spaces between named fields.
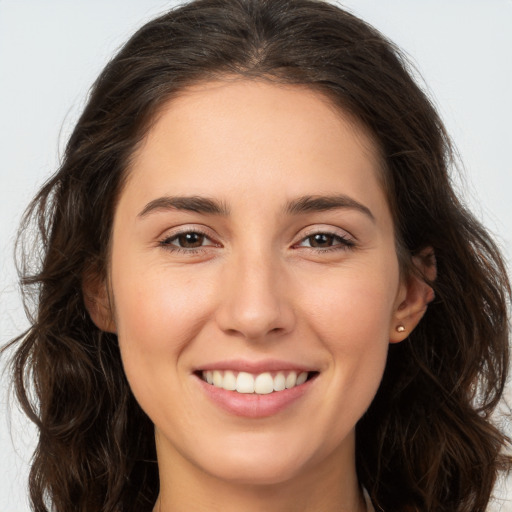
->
xmin=363 ymin=487 xmax=376 ymax=512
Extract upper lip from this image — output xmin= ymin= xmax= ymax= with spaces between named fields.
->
xmin=194 ymin=359 xmax=318 ymax=374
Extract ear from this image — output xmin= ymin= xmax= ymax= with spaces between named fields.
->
xmin=82 ymin=269 xmax=117 ymax=333
xmin=389 ymin=247 xmax=436 ymax=343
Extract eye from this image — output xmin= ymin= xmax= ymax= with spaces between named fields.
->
xmin=159 ymin=230 xmax=218 ymax=251
xmin=296 ymin=231 xmax=355 ymax=251
xmin=171 ymin=232 xmax=207 ymax=249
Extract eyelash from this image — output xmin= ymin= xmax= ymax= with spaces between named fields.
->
xmin=295 ymin=232 xmax=356 ymax=252
xmin=158 ymin=229 xmax=356 ymax=254
xmin=159 ymin=228 xmax=217 ymax=254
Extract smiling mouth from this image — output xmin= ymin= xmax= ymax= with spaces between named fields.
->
xmin=198 ymin=370 xmax=319 ymax=395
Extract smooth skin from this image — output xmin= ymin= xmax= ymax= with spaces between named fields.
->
xmin=86 ymin=79 xmax=434 ymax=512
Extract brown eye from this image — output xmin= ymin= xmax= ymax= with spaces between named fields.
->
xmin=307 ymin=233 xmax=335 ymax=248
xmin=160 ymin=229 xmax=220 ymax=253
xmin=296 ymin=231 xmax=355 ymax=251
xmin=175 ymin=232 xmax=205 ymax=248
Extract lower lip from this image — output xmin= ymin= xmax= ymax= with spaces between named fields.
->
xmin=196 ymin=375 xmax=316 ymax=418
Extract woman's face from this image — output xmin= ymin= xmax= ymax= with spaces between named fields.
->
xmin=104 ymin=79 xmax=410 ymax=486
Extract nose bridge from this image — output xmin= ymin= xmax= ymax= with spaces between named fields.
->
xmin=216 ymin=244 xmax=294 ymax=340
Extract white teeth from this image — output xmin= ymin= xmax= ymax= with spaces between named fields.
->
xmin=273 ymin=372 xmax=286 ymax=391
xmin=296 ymin=371 xmax=308 ymax=386
xmin=236 ymin=372 xmax=254 ymax=393
xmin=285 ymin=371 xmax=297 ymax=389
xmin=222 ymin=370 xmax=237 ymax=391
xmin=212 ymin=370 xmax=223 ymax=387
xmin=254 ymin=372 xmax=274 ymax=394
xmin=201 ymin=369 xmax=312 ymax=394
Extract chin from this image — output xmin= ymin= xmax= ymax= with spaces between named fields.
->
xmin=204 ymin=456 xmax=306 ymax=487
xmin=191 ymin=431 xmax=331 ymax=487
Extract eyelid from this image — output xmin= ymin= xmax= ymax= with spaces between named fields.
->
xmin=156 ymin=224 xmax=356 ymax=253
xmin=292 ymin=225 xmax=357 ymax=252
xmin=295 ymin=224 xmax=355 ymax=242
xmin=158 ymin=225 xmax=221 ymax=248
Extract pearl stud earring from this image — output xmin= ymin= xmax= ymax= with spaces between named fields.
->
xmin=396 ymin=325 xmax=406 ymax=333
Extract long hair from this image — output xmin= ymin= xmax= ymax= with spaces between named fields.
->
xmin=4 ymin=1 xmax=510 ymax=510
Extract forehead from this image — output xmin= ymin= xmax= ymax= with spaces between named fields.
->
xmin=123 ymin=79 xmax=388 ymax=217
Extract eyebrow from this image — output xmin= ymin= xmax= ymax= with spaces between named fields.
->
xmin=138 ymin=195 xmax=230 ymax=217
xmin=137 ymin=193 xmax=374 ymax=222
xmin=284 ymin=194 xmax=375 ymax=222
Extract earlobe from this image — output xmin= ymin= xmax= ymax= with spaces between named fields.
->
xmin=82 ymin=272 xmax=117 ymax=333
xmin=390 ymin=247 xmax=436 ymax=343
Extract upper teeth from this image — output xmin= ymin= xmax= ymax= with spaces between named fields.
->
xmin=202 ymin=370 xmax=309 ymax=394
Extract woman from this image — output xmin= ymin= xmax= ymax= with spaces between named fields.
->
xmin=3 ymin=0 xmax=511 ymax=510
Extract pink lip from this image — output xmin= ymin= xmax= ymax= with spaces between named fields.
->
xmin=195 ymin=358 xmax=315 ymax=374
xmin=194 ymin=368 xmax=318 ymax=419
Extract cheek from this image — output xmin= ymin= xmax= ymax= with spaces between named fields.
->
xmin=110 ymin=261 xmax=218 ymax=402
xmin=301 ymin=261 xmax=398 ymax=344
xmin=299 ymin=261 xmax=398 ymax=402
xmin=113 ymin=265 xmax=212 ymax=348
xmin=110 ymin=264 xmax=217 ymax=421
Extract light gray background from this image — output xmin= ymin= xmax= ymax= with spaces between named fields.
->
xmin=1 ymin=1 xmax=511 ymax=510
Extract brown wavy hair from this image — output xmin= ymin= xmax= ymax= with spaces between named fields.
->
xmin=3 ymin=0 xmax=511 ymax=510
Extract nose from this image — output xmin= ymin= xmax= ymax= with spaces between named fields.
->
xmin=214 ymin=251 xmax=296 ymax=341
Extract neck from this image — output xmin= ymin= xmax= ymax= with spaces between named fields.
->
xmin=154 ymin=478 xmax=367 ymax=512
xmin=153 ymin=431 xmax=366 ymax=512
